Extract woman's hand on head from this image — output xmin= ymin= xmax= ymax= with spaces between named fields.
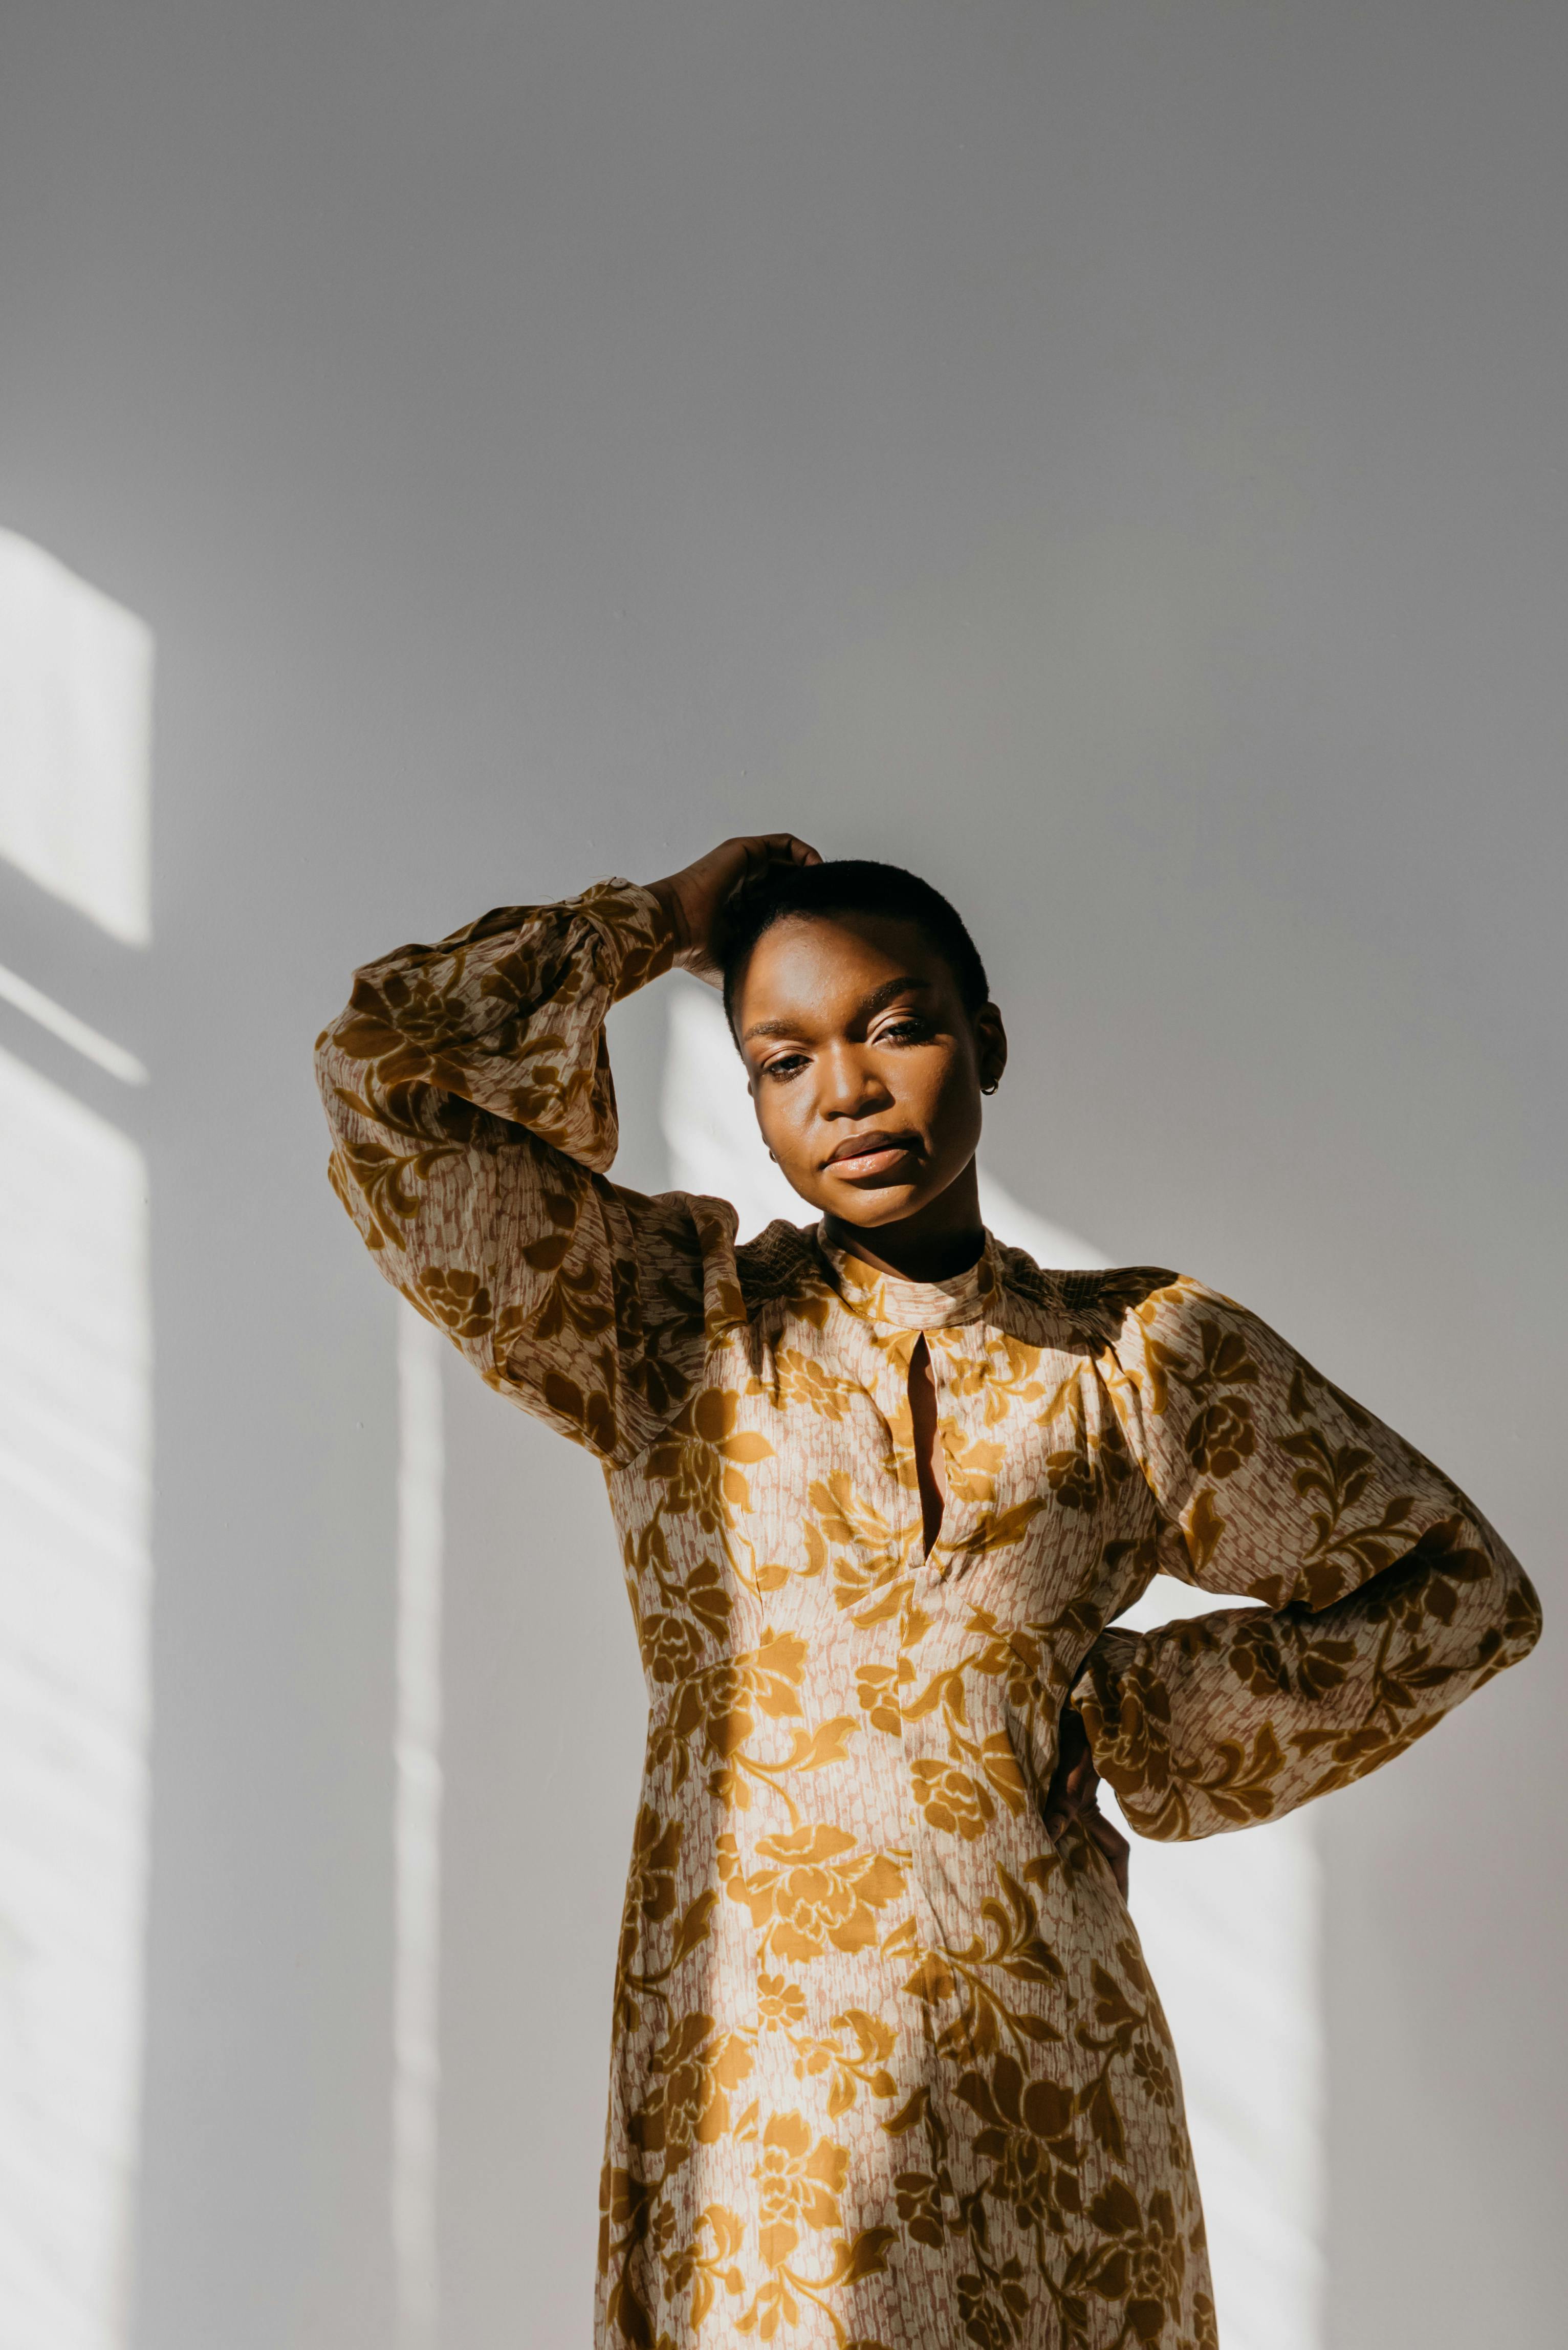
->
xmin=648 ymin=834 xmax=821 ymax=988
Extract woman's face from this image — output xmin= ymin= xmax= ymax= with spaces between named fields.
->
xmin=732 ymin=911 xmax=1007 ymax=1231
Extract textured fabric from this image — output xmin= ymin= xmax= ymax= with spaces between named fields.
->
xmin=317 ymin=879 xmax=1541 ymax=2350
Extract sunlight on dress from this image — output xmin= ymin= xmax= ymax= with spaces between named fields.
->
xmin=658 ymin=975 xmax=1323 ymax=2350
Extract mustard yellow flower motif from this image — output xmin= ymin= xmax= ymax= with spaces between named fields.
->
xmin=1186 ymin=1317 xmax=1261 ymax=1397
xmin=621 ymin=1805 xmax=682 ymax=1935
xmin=855 ymin=1660 xmax=904 ymax=1736
xmin=1131 ymin=2038 xmax=1178 ymax=2112
xmin=1186 ymin=1394 xmax=1257 ymax=1479
xmin=719 ymin=1825 xmax=907 ymax=1963
xmin=910 ymin=1759 xmax=995 ymax=1841
xmin=753 ymin=2111 xmax=848 ymax=2270
xmin=644 ymin=1386 xmax=775 ymax=1531
xmin=1085 ymin=2177 xmax=1193 ymax=2344
xmin=756 ymin=1974 xmax=810 ymax=2032
xmin=894 ymin=2167 xmax=948 ymax=2252
xmin=1044 ymin=1447 xmax=1099 ymax=1512
xmin=667 ymin=2204 xmax=748 ymax=2334
xmin=769 ymin=1349 xmax=858 ymax=1421
xmin=613 ymin=1807 xmax=724 ymax=2037
xmin=628 ymin=2012 xmax=755 ymax=2175
xmin=940 ymin=1430 xmax=1005 ymax=1505
xmin=956 ymin=2054 xmax=1081 ymax=2244
xmin=638 ymin=1609 xmax=709 ymax=1686
xmin=416 ymin=1263 xmax=494 ymax=1340
xmin=956 ymin=2255 xmax=1031 ymax=2349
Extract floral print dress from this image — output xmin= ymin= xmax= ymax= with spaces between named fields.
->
xmin=316 ymin=879 xmax=1540 ymax=2350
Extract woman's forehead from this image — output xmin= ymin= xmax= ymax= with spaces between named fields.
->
xmin=734 ymin=911 xmax=955 ymax=1036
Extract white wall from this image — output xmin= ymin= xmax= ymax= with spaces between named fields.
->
xmin=0 ymin=6 xmax=1562 ymax=2346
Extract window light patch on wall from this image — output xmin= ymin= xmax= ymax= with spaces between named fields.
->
xmin=0 ymin=528 xmax=153 ymax=946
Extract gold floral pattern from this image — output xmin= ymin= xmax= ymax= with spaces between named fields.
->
xmin=318 ymin=878 xmax=1542 ymax=2346
xmin=719 ymin=1825 xmax=909 ymax=1963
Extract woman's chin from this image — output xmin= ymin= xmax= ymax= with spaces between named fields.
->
xmin=821 ymin=1182 xmax=927 ymax=1225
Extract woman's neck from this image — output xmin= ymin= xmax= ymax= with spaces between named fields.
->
xmin=821 ymin=1159 xmax=986 ymax=1285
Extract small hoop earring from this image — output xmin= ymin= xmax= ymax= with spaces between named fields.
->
xmin=981 ymin=1079 xmax=999 ymax=1096
xmin=768 ymin=1148 xmax=778 ymax=1162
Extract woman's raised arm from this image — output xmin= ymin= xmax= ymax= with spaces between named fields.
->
xmin=315 ymin=836 xmax=820 ymax=1462
xmin=315 ymin=877 xmax=704 ymax=1462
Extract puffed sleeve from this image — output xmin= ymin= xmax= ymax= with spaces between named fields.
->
xmin=1071 ymin=1274 xmax=1542 ymax=1840
xmin=315 ymin=877 xmax=721 ymax=1463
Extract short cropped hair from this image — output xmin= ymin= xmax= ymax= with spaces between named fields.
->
xmin=719 ymin=858 xmax=991 ymax=1037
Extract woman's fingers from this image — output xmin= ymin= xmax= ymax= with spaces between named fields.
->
xmin=736 ymin=832 xmax=822 ymax=884
xmin=653 ymin=834 xmax=823 ymax=966
xmin=664 ymin=833 xmax=824 ymax=987
xmin=1044 ymin=1747 xmax=1131 ymax=1901
xmin=1084 ymin=1808 xmax=1131 ymax=1900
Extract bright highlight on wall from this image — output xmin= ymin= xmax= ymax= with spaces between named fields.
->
xmin=0 ymin=1046 xmax=153 ymax=2350
xmin=394 ymin=1304 xmax=446 ymax=2350
xmin=0 ymin=961 xmax=148 ymax=1087
xmin=0 ymin=529 xmax=155 ymax=2350
xmin=0 ymin=530 xmax=153 ymax=944
xmin=657 ymin=976 xmax=1323 ymax=2350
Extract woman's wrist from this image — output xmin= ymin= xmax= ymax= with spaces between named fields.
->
xmin=645 ymin=876 xmax=691 ymax=957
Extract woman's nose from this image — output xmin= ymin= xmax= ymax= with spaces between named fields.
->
xmin=817 ymin=1049 xmax=890 ymax=1117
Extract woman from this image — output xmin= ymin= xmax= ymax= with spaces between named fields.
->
xmin=317 ymin=832 xmax=1540 ymax=2350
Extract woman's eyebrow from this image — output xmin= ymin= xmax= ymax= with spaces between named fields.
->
xmin=742 ymin=977 xmax=929 ymax=1046
xmin=856 ymin=976 xmax=929 ymax=1019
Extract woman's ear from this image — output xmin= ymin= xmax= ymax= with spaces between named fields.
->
xmin=974 ymin=1003 xmax=1008 ymax=1095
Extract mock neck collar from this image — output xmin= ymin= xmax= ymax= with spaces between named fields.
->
xmin=815 ymin=1223 xmax=999 ymax=1332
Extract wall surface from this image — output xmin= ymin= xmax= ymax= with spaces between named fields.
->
xmin=0 ymin=6 xmax=1563 ymax=2347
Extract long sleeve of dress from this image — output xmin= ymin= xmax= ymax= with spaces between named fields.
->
xmin=1072 ymin=1273 xmax=1542 ymax=1840
xmin=315 ymin=878 xmax=715 ymax=1464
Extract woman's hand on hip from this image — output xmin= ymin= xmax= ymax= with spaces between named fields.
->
xmin=1045 ymin=1705 xmax=1131 ymax=1900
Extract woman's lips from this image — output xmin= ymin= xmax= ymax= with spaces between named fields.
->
xmin=824 ymin=1137 xmax=920 ymax=1180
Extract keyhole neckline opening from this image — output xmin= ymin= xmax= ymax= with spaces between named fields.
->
xmin=907 ymin=1333 xmax=947 ymax=1563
